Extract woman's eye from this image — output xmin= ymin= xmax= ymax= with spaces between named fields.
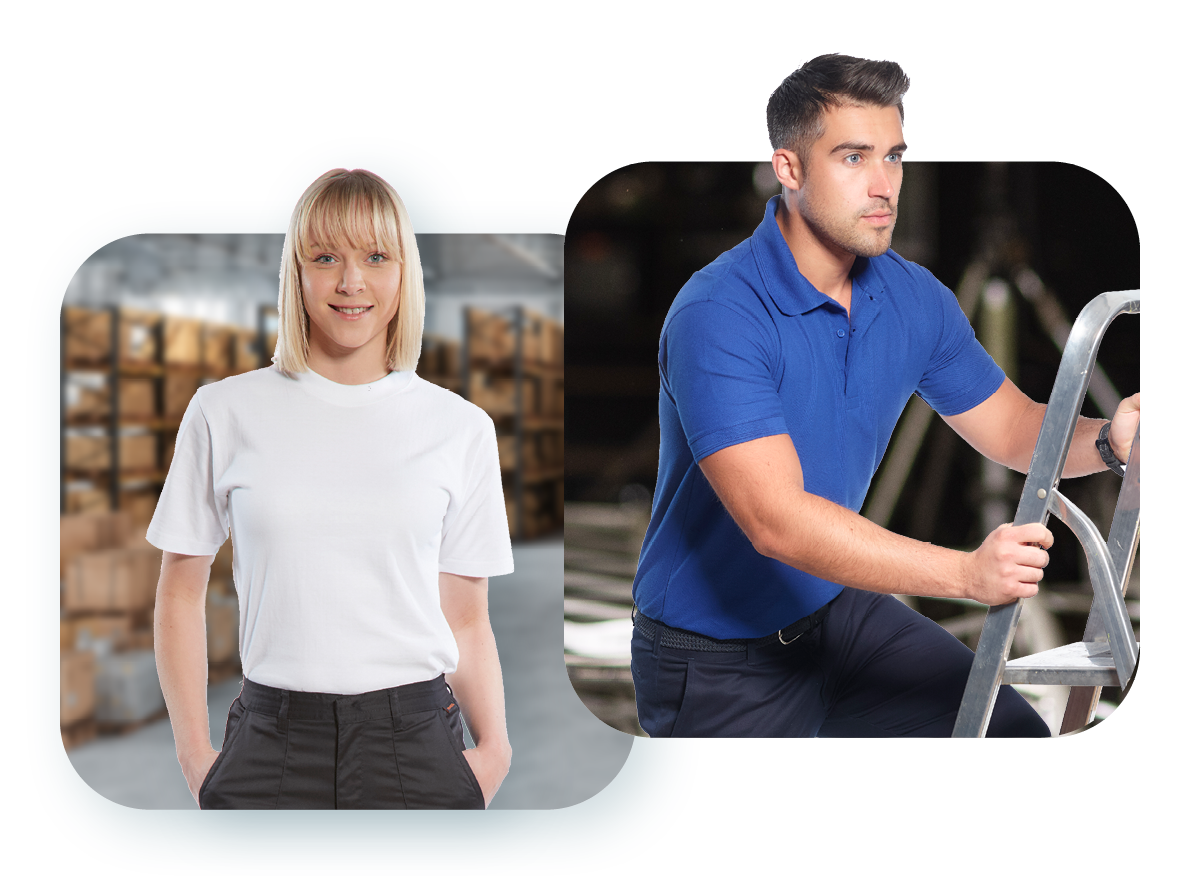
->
xmin=314 ymin=254 xmax=334 ymax=264
xmin=367 ymin=253 xmax=389 ymax=264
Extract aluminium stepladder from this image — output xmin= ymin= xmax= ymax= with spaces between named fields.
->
xmin=952 ymin=290 xmax=1140 ymax=737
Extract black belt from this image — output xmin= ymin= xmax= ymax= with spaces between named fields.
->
xmin=238 ymin=674 xmax=453 ymax=722
xmin=633 ymin=601 xmax=832 ymax=653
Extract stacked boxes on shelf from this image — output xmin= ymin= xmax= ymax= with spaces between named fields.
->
xmin=59 ymin=509 xmax=162 ymax=746
xmin=61 ymin=305 xmax=258 ymax=745
xmin=416 ymin=334 xmax=463 ymax=393
xmin=464 ymin=306 xmax=564 ymax=539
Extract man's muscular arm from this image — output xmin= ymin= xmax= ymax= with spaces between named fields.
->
xmin=943 ymin=379 xmax=1141 ymax=476
xmin=699 ymin=434 xmax=1052 ymax=606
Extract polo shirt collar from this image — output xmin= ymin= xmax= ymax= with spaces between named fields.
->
xmin=750 ymin=195 xmax=888 ymax=321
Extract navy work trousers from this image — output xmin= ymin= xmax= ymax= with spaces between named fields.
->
xmin=632 ymin=588 xmax=1050 ymax=737
xmin=198 ymin=674 xmax=486 ymax=809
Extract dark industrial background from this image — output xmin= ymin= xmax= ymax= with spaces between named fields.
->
xmin=562 ymin=162 xmax=1140 ymax=734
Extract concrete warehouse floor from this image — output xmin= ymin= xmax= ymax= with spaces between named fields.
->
xmin=67 ymin=539 xmax=634 ymax=810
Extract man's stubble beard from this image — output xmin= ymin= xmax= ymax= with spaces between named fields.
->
xmin=798 ymin=198 xmax=899 ymax=259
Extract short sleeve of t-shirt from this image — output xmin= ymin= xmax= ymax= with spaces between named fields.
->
xmin=145 ymin=392 xmax=230 ymax=556
xmin=437 ymin=413 xmax=515 ymax=578
xmin=663 ymin=298 xmax=790 ymax=462
xmin=914 ymin=268 xmax=1005 ymax=416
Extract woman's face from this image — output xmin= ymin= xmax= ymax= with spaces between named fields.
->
xmin=299 ymin=242 xmax=402 ymax=364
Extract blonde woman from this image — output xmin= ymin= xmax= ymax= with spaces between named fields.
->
xmin=150 ymin=169 xmax=513 ymax=809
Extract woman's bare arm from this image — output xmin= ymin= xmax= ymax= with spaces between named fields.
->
xmin=153 ymin=550 xmax=218 ymax=805
xmin=439 ymin=572 xmax=511 ymax=807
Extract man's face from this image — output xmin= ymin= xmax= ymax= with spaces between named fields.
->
xmin=795 ymin=103 xmax=906 ymax=258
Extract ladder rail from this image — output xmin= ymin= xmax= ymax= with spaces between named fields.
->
xmin=1059 ymin=424 xmax=1141 ymax=732
xmin=952 ymin=290 xmax=1140 ymax=737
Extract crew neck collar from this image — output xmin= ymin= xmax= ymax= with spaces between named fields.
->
xmin=292 ymin=368 xmax=416 ymax=407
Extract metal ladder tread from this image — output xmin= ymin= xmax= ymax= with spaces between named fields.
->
xmin=1001 ymin=640 xmax=1141 ymax=687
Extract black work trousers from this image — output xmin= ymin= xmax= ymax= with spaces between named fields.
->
xmin=632 ymin=588 xmax=1051 ymax=737
xmin=198 ymin=675 xmax=486 ymax=809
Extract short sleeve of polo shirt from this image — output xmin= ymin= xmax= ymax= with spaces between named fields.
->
xmin=913 ymin=267 xmax=1006 ymax=416
xmin=146 ymin=393 xmax=230 ymax=556
xmin=663 ymin=298 xmax=789 ymax=462
xmin=437 ymin=413 xmax=515 ymax=578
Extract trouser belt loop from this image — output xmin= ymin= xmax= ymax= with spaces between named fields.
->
xmin=276 ymin=689 xmax=290 ymax=734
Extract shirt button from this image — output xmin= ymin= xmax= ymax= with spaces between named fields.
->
xmin=837 ymin=329 xmax=846 ymax=338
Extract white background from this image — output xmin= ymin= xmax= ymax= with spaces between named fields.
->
xmin=6 ymin=2 xmax=1184 ymax=876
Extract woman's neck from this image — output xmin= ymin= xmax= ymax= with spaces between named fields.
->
xmin=305 ymin=337 xmax=391 ymax=385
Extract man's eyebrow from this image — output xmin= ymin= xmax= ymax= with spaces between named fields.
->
xmin=828 ymin=141 xmax=909 ymax=154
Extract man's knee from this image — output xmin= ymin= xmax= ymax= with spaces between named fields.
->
xmin=985 ymin=686 xmax=1051 ymax=737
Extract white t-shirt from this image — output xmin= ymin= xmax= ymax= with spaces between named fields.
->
xmin=146 ymin=366 xmax=514 ymax=694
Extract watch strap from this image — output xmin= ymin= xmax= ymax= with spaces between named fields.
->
xmin=1096 ymin=421 xmax=1126 ymax=477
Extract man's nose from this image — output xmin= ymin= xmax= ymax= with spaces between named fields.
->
xmin=337 ymin=262 xmax=365 ymax=294
xmin=867 ymin=162 xmax=895 ymax=200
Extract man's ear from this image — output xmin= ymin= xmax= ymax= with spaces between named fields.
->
xmin=772 ymin=148 xmax=803 ymax=192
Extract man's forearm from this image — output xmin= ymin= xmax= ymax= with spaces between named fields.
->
xmin=700 ymin=434 xmax=1051 ymax=607
xmin=750 ymin=487 xmax=969 ymax=599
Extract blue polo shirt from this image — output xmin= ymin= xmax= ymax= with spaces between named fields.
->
xmin=632 ymin=196 xmax=1005 ymax=639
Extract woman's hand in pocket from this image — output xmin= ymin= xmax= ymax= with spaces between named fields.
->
xmin=462 ymin=741 xmax=511 ymax=808
xmin=181 ymin=745 xmax=221 ymax=807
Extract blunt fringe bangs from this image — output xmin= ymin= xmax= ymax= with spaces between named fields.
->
xmin=274 ymin=169 xmax=425 ymax=375
xmin=767 ymin=54 xmax=910 ymax=163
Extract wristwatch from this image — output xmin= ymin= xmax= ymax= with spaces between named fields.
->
xmin=1095 ymin=421 xmax=1126 ymax=477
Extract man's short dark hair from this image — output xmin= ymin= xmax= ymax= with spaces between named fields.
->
xmin=767 ymin=54 xmax=910 ymax=164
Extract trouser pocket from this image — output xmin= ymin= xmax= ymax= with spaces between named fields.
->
xmin=391 ymin=704 xmax=485 ymax=809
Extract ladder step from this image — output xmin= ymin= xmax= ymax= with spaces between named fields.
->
xmin=1001 ymin=641 xmax=1140 ymax=687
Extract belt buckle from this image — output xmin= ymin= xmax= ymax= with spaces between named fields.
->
xmin=778 ymin=626 xmax=804 ymax=646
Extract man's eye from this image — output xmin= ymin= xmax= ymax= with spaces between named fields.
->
xmin=846 ymin=154 xmax=862 ymax=165
xmin=886 ymin=153 xmax=902 ymax=164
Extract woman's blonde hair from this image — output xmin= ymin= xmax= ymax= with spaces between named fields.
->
xmin=274 ymin=168 xmax=424 ymax=374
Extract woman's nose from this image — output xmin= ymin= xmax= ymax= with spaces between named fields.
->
xmin=337 ymin=263 xmax=365 ymax=294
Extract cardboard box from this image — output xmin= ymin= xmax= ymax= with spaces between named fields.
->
xmin=203 ymin=325 xmax=234 ymax=373
xmin=60 ymin=510 xmax=131 ymax=577
xmin=64 ymin=488 xmax=110 ymax=515
xmin=63 ymin=308 xmax=160 ymax=363
xmin=65 ymin=385 xmax=109 ymax=418
xmin=497 ymin=435 xmax=516 ymax=471
xmin=65 ymin=434 xmax=109 ymax=470
xmin=64 ymin=307 xmax=111 ymax=362
xmin=63 ymin=548 xmax=160 ymax=613
xmin=468 ymin=308 xmax=515 ymax=362
xmin=61 ymin=650 xmax=96 ymax=726
xmin=206 ymin=595 xmax=238 ymax=664
xmin=164 ymin=372 xmax=200 ymax=418
xmin=95 ymin=650 xmax=164 ymax=723
xmin=233 ymin=329 xmax=260 ymax=373
xmin=118 ymin=378 xmax=157 ymax=418
xmin=120 ymin=309 xmax=159 ymax=363
xmin=163 ymin=316 xmax=202 ymax=365
xmin=467 ymin=372 xmax=538 ymax=417
xmin=126 ymin=628 xmax=154 ymax=651
xmin=119 ymin=490 xmax=159 ymax=528
xmin=65 ymin=434 xmax=157 ymax=470
xmin=70 ymin=614 xmax=134 ymax=653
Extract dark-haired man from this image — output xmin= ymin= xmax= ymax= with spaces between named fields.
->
xmin=630 ymin=54 xmax=1141 ymax=737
